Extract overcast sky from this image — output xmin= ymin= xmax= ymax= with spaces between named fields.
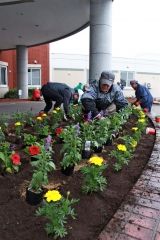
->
xmin=50 ymin=0 xmax=160 ymax=59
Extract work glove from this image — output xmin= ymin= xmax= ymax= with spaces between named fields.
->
xmin=93 ymin=112 xmax=103 ymax=120
xmin=63 ymin=114 xmax=68 ymax=122
xmin=143 ymin=108 xmax=149 ymax=113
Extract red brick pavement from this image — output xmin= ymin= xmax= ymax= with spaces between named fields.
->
xmin=98 ymin=116 xmax=160 ymax=240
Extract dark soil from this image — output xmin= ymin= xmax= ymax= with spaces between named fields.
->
xmin=0 ymin=116 xmax=155 ymax=240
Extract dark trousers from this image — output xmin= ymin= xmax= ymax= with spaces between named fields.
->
xmin=41 ymin=84 xmax=63 ymax=112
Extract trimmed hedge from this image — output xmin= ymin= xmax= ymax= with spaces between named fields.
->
xmin=4 ymin=88 xmax=35 ymax=99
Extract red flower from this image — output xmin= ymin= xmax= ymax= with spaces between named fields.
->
xmin=55 ymin=127 xmax=63 ymax=136
xmin=29 ymin=145 xmax=41 ymax=155
xmin=11 ymin=153 xmax=21 ymax=165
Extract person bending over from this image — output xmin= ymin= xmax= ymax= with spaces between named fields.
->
xmin=41 ymin=82 xmax=77 ymax=117
xmin=130 ymin=80 xmax=153 ymax=112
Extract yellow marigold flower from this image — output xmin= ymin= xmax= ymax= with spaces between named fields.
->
xmin=140 ymin=112 xmax=145 ymax=117
xmin=53 ymin=110 xmax=57 ymax=114
xmin=42 ymin=113 xmax=47 ymax=117
xmin=55 ymin=107 xmax=60 ymax=111
xmin=138 ymin=118 xmax=145 ymax=123
xmin=88 ymin=156 xmax=104 ymax=166
xmin=44 ymin=190 xmax=62 ymax=202
xmin=36 ymin=116 xmax=42 ymax=121
xmin=15 ymin=122 xmax=21 ymax=126
xmin=131 ymin=140 xmax=137 ymax=148
xmin=139 ymin=110 xmax=145 ymax=114
xmin=117 ymin=144 xmax=127 ymax=152
xmin=132 ymin=127 xmax=138 ymax=131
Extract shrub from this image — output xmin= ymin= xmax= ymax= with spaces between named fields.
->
xmin=4 ymin=89 xmax=18 ymax=98
xmin=4 ymin=88 xmax=34 ymax=99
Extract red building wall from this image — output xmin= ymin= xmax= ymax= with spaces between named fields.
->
xmin=0 ymin=44 xmax=49 ymax=89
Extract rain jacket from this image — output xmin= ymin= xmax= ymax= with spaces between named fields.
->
xmin=135 ymin=84 xmax=153 ymax=112
xmin=81 ymin=80 xmax=128 ymax=117
xmin=41 ymin=82 xmax=72 ymax=114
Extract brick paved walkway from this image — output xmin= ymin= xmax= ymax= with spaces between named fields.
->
xmin=98 ymin=116 xmax=160 ymax=240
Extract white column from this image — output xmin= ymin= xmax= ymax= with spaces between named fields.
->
xmin=89 ymin=0 xmax=113 ymax=83
xmin=16 ymin=45 xmax=28 ymax=98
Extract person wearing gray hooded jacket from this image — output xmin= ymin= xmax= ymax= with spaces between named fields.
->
xmin=81 ymin=71 xmax=128 ymax=119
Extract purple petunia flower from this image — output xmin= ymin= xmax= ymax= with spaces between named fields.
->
xmin=74 ymin=123 xmax=80 ymax=135
xmin=44 ymin=135 xmax=52 ymax=151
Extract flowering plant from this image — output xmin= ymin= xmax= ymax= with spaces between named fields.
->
xmin=108 ymin=112 xmax=123 ymax=133
xmin=80 ymin=121 xmax=95 ymax=143
xmin=132 ymin=127 xmax=138 ymax=132
xmin=68 ymin=103 xmax=83 ymax=123
xmin=110 ymin=144 xmax=132 ymax=171
xmin=92 ymin=118 xmax=110 ymax=148
xmin=38 ymin=125 xmax=50 ymax=137
xmin=81 ymin=156 xmax=107 ymax=193
xmin=36 ymin=190 xmax=78 ymax=239
xmin=23 ymin=133 xmax=38 ymax=146
xmin=23 ymin=111 xmax=35 ymax=126
xmin=14 ymin=121 xmax=23 ymax=136
xmin=38 ymin=113 xmax=49 ymax=126
xmin=49 ymin=108 xmax=64 ymax=131
xmin=28 ymin=145 xmax=41 ymax=156
xmin=119 ymin=105 xmax=133 ymax=123
xmin=28 ymin=144 xmax=55 ymax=192
xmin=12 ymin=111 xmax=26 ymax=122
xmin=55 ymin=127 xmax=63 ymax=136
xmin=120 ymin=135 xmax=137 ymax=151
xmin=60 ymin=125 xmax=82 ymax=169
xmin=0 ymin=142 xmax=21 ymax=173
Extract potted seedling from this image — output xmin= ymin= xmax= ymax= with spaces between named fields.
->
xmin=60 ymin=125 xmax=82 ymax=176
xmin=26 ymin=144 xmax=55 ymax=205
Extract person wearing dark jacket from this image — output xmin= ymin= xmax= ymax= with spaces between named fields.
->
xmin=41 ymin=82 xmax=76 ymax=116
xmin=130 ymin=80 xmax=153 ymax=112
xmin=81 ymin=71 xmax=128 ymax=119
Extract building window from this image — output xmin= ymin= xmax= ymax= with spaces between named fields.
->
xmin=0 ymin=66 xmax=7 ymax=85
xmin=28 ymin=68 xmax=41 ymax=86
xmin=120 ymin=71 xmax=135 ymax=87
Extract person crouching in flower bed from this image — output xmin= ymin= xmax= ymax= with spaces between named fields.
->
xmin=81 ymin=71 xmax=128 ymax=120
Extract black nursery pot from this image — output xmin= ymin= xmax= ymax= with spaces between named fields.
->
xmin=56 ymin=137 xmax=64 ymax=144
xmin=26 ymin=188 xmax=43 ymax=205
xmin=30 ymin=156 xmax=38 ymax=162
xmin=61 ymin=165 xmax=75 ymax=176
xmin=82 ymin=150 xmax=92 ymax=159
xmin=104 ymin=138 xmax=112 ymax=146
xmin=112 ymin=131 xmax=119 ymax=139
xmin=15 ymin=135 xmax=23 ymax=144
xmin=93 ymin=146 xmax=103 ymax=153
xmin=39 ymin=134 xmax=48 ymax=139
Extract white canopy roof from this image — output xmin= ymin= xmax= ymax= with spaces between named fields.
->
xmin=0 ymin=0 xmax=89 ymax=50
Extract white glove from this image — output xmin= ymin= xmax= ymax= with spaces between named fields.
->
xmin=93 ymin=113 xmax=102 ymax=120
xmin=63 ymin=114 xmax=68 ymax=121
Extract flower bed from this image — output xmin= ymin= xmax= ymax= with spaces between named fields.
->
xmin=0 ymin=106 xmax=155 ymax=240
